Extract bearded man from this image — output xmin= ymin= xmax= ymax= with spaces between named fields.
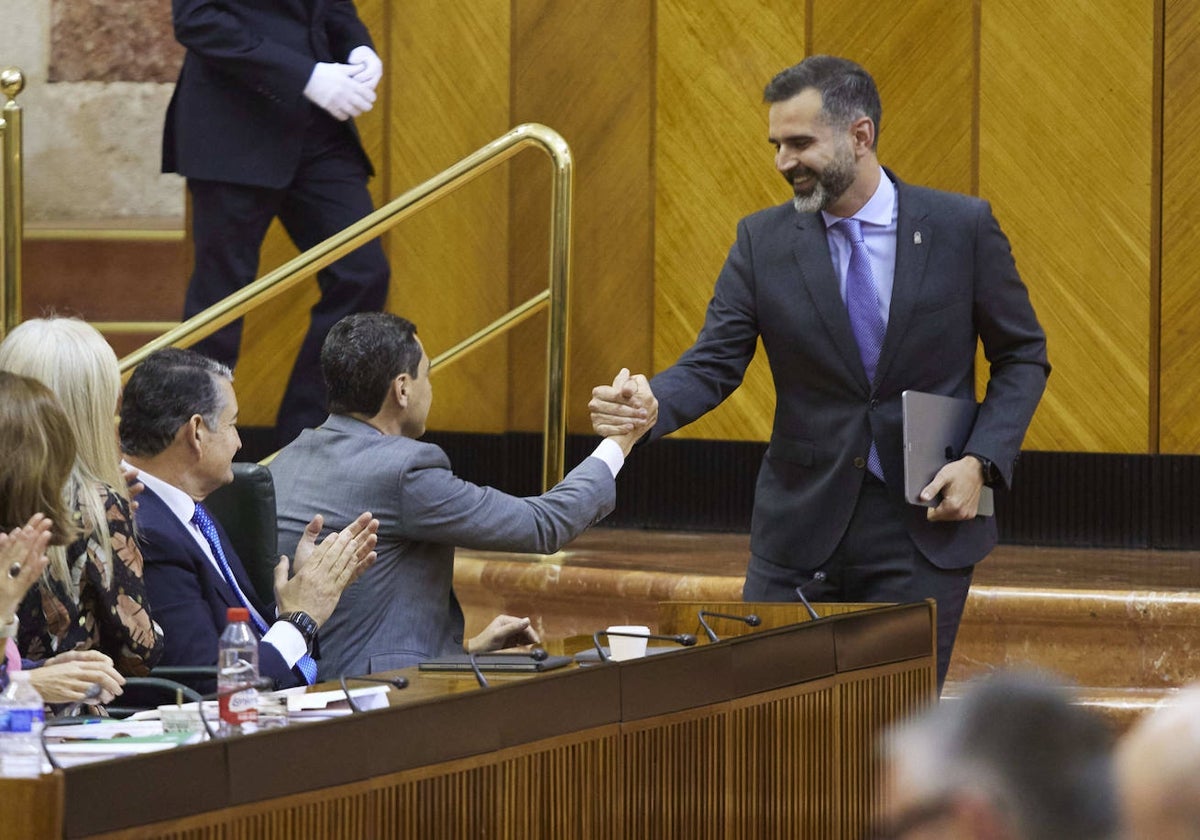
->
xmin=590 ymin=55 xmax=1049 ymax=690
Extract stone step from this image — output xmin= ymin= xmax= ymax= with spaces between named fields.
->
xmin=949 ymin=585 xmax=1200 ymax=691
xmin=22 ymin=219 xmax=185 ymax=356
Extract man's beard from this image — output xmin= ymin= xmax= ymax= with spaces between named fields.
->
xmin=787 ymin=142 xmax=857 ymax=214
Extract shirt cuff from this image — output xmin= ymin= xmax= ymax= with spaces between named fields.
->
xmin=590 ymin=438 xmax=626 ymax=479
xmin=0 ymin=615 xmax=16 ymax=639
xmin=263 ymin=621 xmax=306 ymax=668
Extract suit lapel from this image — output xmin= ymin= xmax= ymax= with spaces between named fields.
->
xmin=791 ymin=212 xmax=871 ymax=391
xmin=875 ymin=177 xmax=932 ymax=388
xmin=138 ymin=488 xmax=249 ymax=614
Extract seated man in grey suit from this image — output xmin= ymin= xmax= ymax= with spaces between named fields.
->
xmin=270 ymin=312 xmax=655 ymax=678
xmin=122 ymin=348 xmax=379 ymax=688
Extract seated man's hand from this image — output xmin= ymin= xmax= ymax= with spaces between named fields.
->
xmin=920 ymin=456 xmax=985 ymax=522
xmin=466 ymin=615 xmax=540 ymax=654
xmin=29 ymin=650 xmax=125 ymax=705
xmin=275 ymin=512 xmax=379 ymax=626
xmin=590 ymin=368 xmax=658 ymax=456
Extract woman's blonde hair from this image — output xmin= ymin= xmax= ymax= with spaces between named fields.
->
xmin=0 ymin=317 xmax=126 ymax=590
xmin=0 ymin=371 xmax=76 ymax=546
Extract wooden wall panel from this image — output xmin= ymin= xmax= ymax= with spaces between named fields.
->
xmin=654 ymin=0 xmax=806 ymax=441
xmin=509 ymin=0 xmax=655 ymax=432
xmin=811 ymin=0 xmax=975 ymax=196
xmin=979 ymin=0 xmax=1154 ymax=453
xmin=1160 ymin=0 xmax=1200 ymax=454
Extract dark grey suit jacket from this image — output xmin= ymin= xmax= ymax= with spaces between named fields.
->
xmin=269 ymin=414 xmax=616 ymax=679
xmin=650 ymin=173 xmax=1049 ymax=571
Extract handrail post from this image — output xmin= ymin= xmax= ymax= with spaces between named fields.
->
xmin=0 ymin=67 xmax=25 ymax=337
xmin=543 ymin=137 xmax=573 ymax=492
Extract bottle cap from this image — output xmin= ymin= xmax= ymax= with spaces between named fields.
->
xmin=227 ymin=607 xmax=250 ymax=623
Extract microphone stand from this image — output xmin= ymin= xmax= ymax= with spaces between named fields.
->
xmin=696 ymin=610 xmax=762 ymax=643
xmin=337 ymin=674 xmax=409 ymax=713
xmin=591 ymin=630 xmax=697 ymax=663
xmin=794 ymin=570 xmax=828 ymax=622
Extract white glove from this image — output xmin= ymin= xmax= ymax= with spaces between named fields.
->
xmin=303 ymin=62 xmax=376 ymax=121
xmin=347 ymin=45 xmax=383 ymax=91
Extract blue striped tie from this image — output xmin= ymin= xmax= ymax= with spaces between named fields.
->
xmin=835 ymin=217 xmax=885 ymax=481
xmin=192 ymin=503 xmax=318 ymax=684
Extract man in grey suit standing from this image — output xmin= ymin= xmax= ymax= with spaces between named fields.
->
xmin=591 ymin=56 xmax=1049 ymax=690
xmin=270 ymin=312 xmax=655 ymax=679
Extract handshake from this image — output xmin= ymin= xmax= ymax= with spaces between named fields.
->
xmin=303 ymin=45 xmax=383 ymax=121
xmin=590 ymin=368 xmax=658 ymax=456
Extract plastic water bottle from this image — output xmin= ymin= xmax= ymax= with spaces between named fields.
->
xmin=217 ymin=607 xmax=259 ymax=736
xmin=0 ymin=671 xmax=46 ymax=777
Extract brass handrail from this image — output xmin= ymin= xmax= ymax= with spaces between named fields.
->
xmin=118 ymin=123 xmax=574 ymax=489
xmin=0 ymin=67 xmax=25 ymax=337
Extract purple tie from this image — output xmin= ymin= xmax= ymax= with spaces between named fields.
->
xmin=835 ymin=217 xmax=885 ymax=480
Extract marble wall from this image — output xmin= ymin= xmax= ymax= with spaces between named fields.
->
xmin=0 ymin=0 xmax=183 ymax=220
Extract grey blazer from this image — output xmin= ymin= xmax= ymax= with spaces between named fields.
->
xmin=269 ymin=414 xmax=616 ymax=678
xmin=649 ymin=173 xmax=1050 ymax=572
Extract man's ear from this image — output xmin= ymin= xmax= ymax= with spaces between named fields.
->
xmin=850 ymin=115 xmax=875 ymax=156
xmin=179 ymin=414 xmax=205 ymax=456
xmin=392 ymin=374 xmax=410 ymax=409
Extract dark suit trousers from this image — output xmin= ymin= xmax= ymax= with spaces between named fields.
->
xmin=743 ymin=474 xmax=973 ymax=693
xmin=184 ymin=108 xmax=389 ymax=447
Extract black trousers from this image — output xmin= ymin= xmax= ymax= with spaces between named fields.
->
xmin=184 ymin=110 xmax=389 ymax=447
xmin=743 ymin=474 xmax=974 ymax=692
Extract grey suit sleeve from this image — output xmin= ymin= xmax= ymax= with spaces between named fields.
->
xmin=965 ymin=200 xmax=1051 ymax=487
xmin=396 ymin=445 xmax=616 ymax=553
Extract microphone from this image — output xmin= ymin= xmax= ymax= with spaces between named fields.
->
xmin=338 ymin=674 xmax=409 ymax=713
xmin=795 ymin=570 xmax=828 ymax=622
xmin=468 ymin=651 xmax=489 ymax=688
xmin=591 ymin=630 xmax=697 ymax=663
xmin=696 ymin=610 xmax=762 ymax=643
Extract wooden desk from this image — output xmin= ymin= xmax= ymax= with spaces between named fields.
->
xmin=2 ymin=602 xmax=934 ymax=839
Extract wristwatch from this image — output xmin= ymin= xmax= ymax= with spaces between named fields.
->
xmin=965 ymin=453 xmax=1000 ymax=487
xmin=277 ymin=611 xmax=318 ymax=653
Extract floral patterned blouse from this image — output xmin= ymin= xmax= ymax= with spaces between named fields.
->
xmin=16 ymin=481 xmax=164 ymax=675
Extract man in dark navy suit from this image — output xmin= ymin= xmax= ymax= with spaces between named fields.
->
xmin=163 ymin=0 xmax=390 ymax=447
xmin=121 ymin=348 xmax=378 ymax=689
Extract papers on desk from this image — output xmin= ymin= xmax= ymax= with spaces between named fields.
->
xmin=43 ymin=723 xmax=198 ymax=768
xmin=287 ymin=684 xmax=391 ymax=718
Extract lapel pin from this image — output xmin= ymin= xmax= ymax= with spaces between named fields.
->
xmin=913 ymin=231 xmax=923 ymax=245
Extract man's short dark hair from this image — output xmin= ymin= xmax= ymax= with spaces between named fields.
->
xmin=321 ymin=312 xmax=423 ymax=416
xmin=120 ymin=348 xmax=232 ymax=458
xmin=763 ymin=55 xmax=882 ymax=146
xmin=885 ymin=670 xmax=1118 ymax=840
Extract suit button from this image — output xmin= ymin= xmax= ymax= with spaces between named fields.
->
xmin=869 ymin=399 xmax=878 ymax=410
xmin=853 ymin=456 xmax=866 ymax=469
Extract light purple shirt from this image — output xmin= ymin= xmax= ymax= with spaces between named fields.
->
xmin=822 ymin=167 xmax=898 ymax=324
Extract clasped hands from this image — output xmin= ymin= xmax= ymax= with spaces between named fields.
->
xmin=275 ymin=512 xmax=379 ymax=627
xmin=589 ymin=368 xmax=658 ymax=454
xmin=303 ymin=45 xmax=383 ymax=121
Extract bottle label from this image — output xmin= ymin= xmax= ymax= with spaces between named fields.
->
xmin=0 ymin=709 xmax=40 ymax=733
xmin=219 ymin=688 xmax=259 ymax=726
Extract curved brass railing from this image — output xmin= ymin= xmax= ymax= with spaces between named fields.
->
xmin=117 ymin=123 xmax=575 ymax=489
xmin=0 ymin=67 xmax=25 ymax=336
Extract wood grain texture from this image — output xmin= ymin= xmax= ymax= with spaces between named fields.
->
xmin=654 ymin=0 xmax=806 ymax=441
xmin=979 ymin=0 xmax=1153 ymax=452
xmin=508 ymin=0 xmax=655 ymax=432
xmin=1160 ymin=0 xmax=1200 ymax=453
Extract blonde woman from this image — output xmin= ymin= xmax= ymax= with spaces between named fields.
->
xmin=0 ymin=318 xmax=163 ymax=675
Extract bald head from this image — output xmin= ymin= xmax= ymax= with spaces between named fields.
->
xmin=1117 ymin=684 xmax=1200 ymax=840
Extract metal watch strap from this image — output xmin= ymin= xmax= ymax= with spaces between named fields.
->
xmin=278 ymin=611 xmax=318 ymax=651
